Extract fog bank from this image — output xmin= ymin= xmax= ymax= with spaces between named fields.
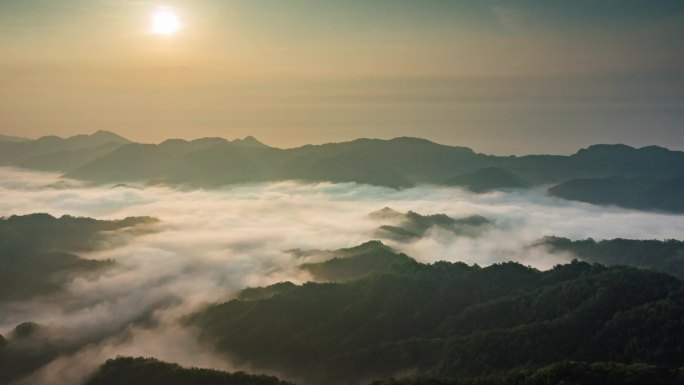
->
xmin=1 ymin=166 xmax=683 ymax=384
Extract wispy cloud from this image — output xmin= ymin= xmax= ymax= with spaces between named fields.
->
xmin=1 ymin=166 xmax=683 ymax=384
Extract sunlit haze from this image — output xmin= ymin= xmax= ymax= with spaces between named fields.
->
xmin=1 ymin=3 xmax=683 ymax=385
xmin=151 ymin=8 xmax=181 ymax=36
xmin=1 ymin=0 xmax=683 ymax=153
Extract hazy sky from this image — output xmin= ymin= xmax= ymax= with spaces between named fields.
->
xmin=1 ymin=0 xmax=683 ymax=154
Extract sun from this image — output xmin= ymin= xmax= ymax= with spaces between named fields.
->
xmin=151 ymin=8 xmax=181 ymax=36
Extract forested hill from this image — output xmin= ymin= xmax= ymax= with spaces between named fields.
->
xmin=81 ymin=357 xmax=684 ymax=385
xmin=0 ymin=213 xmax=157 ymax=301
xmin=84 ymin=357 xmax=294 ymax=385
xmin=548 ymin=176 xmax=684 ymax=213
xmin=189 ymin=256 xmax=684 ymax=385
xmin=3 ymin=132 xmax=683 ymax=212
xmin=64 ymin=139 xmax=684 ymax=190
xmin=538 ymin=237 xmax=684 ymax=279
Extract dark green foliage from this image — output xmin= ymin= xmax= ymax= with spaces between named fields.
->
xmin=11 ymin=323 xmax=41 ymax=339
xmin=239 ymin=282 xmax=299 ymax=301
xmin=548 ymin=176 xmax=684 ymax=212
xmin=190 ymin=255 xmax=684 ymax=385
xmin=288 ymin=241 xmax=397 ymax=262
xmin=0 ymin=323 xmax=57 ymax=384
xmin=0 ymin=213 xmax=157 ymax=300
xmin=0 ymin=214 xmax=160 ymax=382
xmin=0 ymin=268 xmax=59 ymax=300
xmin=0 ymin=213 xmax=157 ymax=253
xmin=541 ymin=236 xmax=684 ymax=278
xmin=369 ymin=208 xmax=492 ymax=242
xmin=371 ymin=361 xmax=684 ymax=385
xmin=445 ymin=167 xmax=529 ymax=192
xmin=84 ymin=357 xmax=294 ymax=385
xmin=300 ymin=242 xmax=418 ymax=282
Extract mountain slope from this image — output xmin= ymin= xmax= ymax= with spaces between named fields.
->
xmin=369 ymin=208 xmax=493 ymax=242
xmin=63 ymin=137 xmax=684 ymax=192
xmin=0 ymin=131 xmax=131 ymax=171
xmin=445 ymin=167 xmax=529 ymax=192
xmin=299 ymin=241 xmax=418 ymax=281
xmin=84 ymin=357 xmax=294 ymax=385
xmin=538 ymin=236 xmax=684 ymax=278
xmin=0 ymin=135 xmax=27 ymax=143
xmin=0 ymin=213 xmax=157 ymax=301
xmin=189 ymin=252 xmax=684 ymax=385
xmin=548 ymin=176 xmax=684 ymax=212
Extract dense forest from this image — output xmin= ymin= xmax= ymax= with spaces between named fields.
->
xmin=0 ymin=213 xmax=157 ymax=300
xmin=370 ymin=361 xmax=684 ymax=385
xmin=298 ymin=241 xmax=418 ymax=282
xmin=369 ymin=208 xmax=492 ymax=242
xmin=0 ymin=214 xmax=160 ymax=383
xmin=81 ymin=358 xmax=684 ymax=385
xmin=189 ymin=246 xmax=684 ymax=385
xmin=84 ymin=357 xmax=294 ymax=385
xmin=0 ymin=219 xmax=683 ymax=384
xmin=548 ymin=176 xmax=684 ymax=213
xmin=539 ymin=237 xmax=684 ymax=279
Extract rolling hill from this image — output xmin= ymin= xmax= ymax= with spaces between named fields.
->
xmin=189 ymin=245 xmax=684 ymax=385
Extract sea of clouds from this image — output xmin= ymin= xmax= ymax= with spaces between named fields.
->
xmin=1 ymin=166 xmax=683 ymax=385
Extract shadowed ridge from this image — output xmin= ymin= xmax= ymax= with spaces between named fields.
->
xmin=234 ymin=135 xmax=269 ymax=148
xmin=445 ymin=166 xmax=529 ymax=192
xmin=84 ymin=357 xmax=295 ymax=385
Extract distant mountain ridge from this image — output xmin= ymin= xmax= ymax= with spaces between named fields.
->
xmin=446 ymin=167 xmax=529 ymax=192
xmin=2 ymin=131 xmax=683 ymax=212
xmin=63 ymin=136 xmax=684 ymax=189
xmin=538 ymin=236 xmax=684 ymax=278
xmin=0 ymin=134 xmax=27 ymax=143
xmin=548 ymin=176 xmax=684 ymax=213
xmin=0 ymin=130 xmax=131 ymax=171
xmin=0 ymin=131 xmax=269 ymax=173
xmin=190 ymin=250 xmax=684 ymax=385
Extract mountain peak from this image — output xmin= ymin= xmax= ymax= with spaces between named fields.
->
xmin=34 ymin=130 xmax=131 ymax=145
xmin=91 ymin=130 xmax=131 ymax=143
xmin=0 ymin=134 xmax=28 ymax=143
xmin=232 ymin=136 xmax=268 ymax=148
xmin=573 ymin=143 xmax=680 ymax=158
xmin=574 ymin=144 xmax=636 ymax=156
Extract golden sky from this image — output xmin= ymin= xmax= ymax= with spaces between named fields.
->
xmin=1 ymin=0 xmax=683 ymax=154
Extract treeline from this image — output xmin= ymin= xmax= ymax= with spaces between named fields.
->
xmin=0 ymin=213 xmax=157 ymax=300
xmin=189 ymin=249 xmax=684 ymax=385
xmin=84 ymin=357 xmax=294 ymax=385
xmin=369 ymin=208 xmax=492 ymax=242
xmin=548 ymin=176 xmax=684 ymax=213
xmin=372 ymin=361 xmax=684 ymax=385
xmin=541 ymin=236 xmax=684 ymax=279
xmin=81 ymin=358 xmax=684 ymax=385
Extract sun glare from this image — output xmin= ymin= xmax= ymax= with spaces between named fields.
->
xmin=151 ymin=8 xmax=181 ymax=36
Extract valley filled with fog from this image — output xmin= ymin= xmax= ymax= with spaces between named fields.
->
xmin=1 ymin=166 xmax=683 ymax=385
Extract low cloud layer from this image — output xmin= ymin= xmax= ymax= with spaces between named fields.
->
xmin=1 ymin=166 xmax=683 ymax=385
